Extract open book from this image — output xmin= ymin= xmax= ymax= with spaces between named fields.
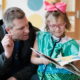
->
xmin=31 ymin=48 xmax=80 ymax=76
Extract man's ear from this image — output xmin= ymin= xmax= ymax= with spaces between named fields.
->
xmin=5 ymin=27 xmax=11 ymax=33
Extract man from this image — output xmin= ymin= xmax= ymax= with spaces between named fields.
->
xmin=0 ymin=7 xmax=39 ymax=80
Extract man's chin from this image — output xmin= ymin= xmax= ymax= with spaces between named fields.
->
xmin=22 ymin=36 xmax=29 ymax=40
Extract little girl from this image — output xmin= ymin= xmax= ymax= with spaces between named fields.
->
xmin=31 ymin=1 xmax=80 ymax=80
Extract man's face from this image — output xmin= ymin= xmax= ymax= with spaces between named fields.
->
xmin=8 ymin=17 xmax=29 ymax=40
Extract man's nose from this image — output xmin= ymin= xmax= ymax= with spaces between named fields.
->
xmin=24 ymin=27 xmax=29 ymax=34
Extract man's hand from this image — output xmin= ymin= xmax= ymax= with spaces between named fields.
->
xmin=1 ymin=34 xmax=14 ymax=58
xmin=7 ymin=77 xmax=17 ymax=80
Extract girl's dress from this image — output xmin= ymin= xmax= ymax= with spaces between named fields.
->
xmin=37 ymin=31 xmax=80 ymax=80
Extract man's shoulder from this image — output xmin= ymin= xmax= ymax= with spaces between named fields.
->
xmin=0 ymin=19 xmax=3 ymax=25
xmin=29 ymin=22 xmax=40 ymax=32
xmin=26 ymin=22 xmax=40 ymax=45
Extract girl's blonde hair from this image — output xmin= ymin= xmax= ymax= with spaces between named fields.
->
xmin=45 ymin=11 xmax=71 ymax=31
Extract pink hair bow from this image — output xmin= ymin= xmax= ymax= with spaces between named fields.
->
xmin=44 ymin=1 xmax=67 ymax=13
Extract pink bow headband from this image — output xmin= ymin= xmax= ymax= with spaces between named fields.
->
xmin=44 ymin=1 xmax=67 ymax=13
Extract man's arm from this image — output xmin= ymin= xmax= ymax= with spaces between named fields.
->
xmin=0 ymin=34 xmax=14 ymax=74
xmin=0 ymin=23 xmax=12 ymax=74
xmin=0 ymin=52 xmax=12 ymax=74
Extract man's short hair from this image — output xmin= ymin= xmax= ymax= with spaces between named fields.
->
xmin=3 ymin=7 xmax=25 ymax=28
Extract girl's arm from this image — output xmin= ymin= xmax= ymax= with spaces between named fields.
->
xmin=31 ymin=40 xmax=51 ymax=65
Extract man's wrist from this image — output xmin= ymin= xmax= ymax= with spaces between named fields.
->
xmin=4 ymin=51 xmax=12 ymax=59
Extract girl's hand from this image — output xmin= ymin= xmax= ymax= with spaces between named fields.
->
xmin=41 ymin=57 xmax=51 ymax=65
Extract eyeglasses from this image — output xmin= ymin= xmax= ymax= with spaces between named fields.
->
xmin=48 ymin=23 xmax=66 ymax=28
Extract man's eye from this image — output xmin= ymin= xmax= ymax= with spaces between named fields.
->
xmin=26 ymin=25 xmax=29 ymax=28
xmin=19 ymin=27 xmax=24 ymax=30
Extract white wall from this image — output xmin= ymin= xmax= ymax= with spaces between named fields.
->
xmin=0 ymin=0 xmax=2 ymax=19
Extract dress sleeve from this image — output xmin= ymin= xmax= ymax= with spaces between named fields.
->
xmin=62 ymin=39 xmax=79 ymax=56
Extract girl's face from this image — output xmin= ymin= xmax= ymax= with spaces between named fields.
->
xmin=47 ymin=15 xmax=66 ymax=38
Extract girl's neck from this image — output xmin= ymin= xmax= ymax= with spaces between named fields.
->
xmin=52 ymin=35 xmax=60 ymax=41
xmin=52 ymin=32 xmax=65 ymax=39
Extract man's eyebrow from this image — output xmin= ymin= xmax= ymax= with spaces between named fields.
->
xmin=18 ymin=24 xmax=29 ymax=30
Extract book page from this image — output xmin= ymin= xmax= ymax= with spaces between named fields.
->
xmin=55 ymin=55 xmax=80 ymax=66
xmin=31 ymin=48 xmax=80 ymax=66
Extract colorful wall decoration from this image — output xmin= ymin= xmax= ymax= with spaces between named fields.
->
xmin=4 ymin=0 xmax=56 ymax=29
xmin=27 ymin=0 xmax=45 ymax=29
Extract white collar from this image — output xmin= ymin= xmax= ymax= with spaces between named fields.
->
xmin=52 ymin=35 xmax=60 ymax=41
xmin=52 ymin=34 xmax=72 ymax=43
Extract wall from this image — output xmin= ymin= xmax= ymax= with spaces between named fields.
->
xmin=0 ymin=0 xmax=2 ymax=19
